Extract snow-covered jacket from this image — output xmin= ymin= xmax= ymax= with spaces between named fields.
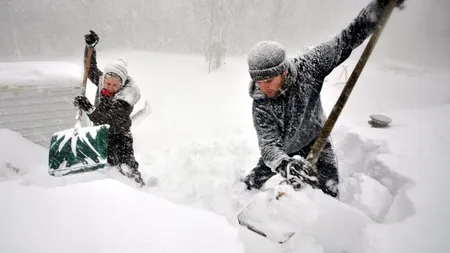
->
xmin=249 ymin=0 xmax=390 ymax=171
xmin=84 ymin=47 xmax=141 ymax=134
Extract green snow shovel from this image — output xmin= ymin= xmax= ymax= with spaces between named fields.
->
xmin=237 ymin=0 xmax=399 ymax=244
xmin=48 ymin=46 xmax=110 ymax=177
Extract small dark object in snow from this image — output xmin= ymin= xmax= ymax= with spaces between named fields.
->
xmin=368 ymin=114 xmax=391 ymax=128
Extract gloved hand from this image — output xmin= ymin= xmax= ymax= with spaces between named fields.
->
xmin=276 ymin=156 xmax=319 ymax=190
xmin=84 ymin=30 xmax=99 ymax=47
xmin=73 ymin=96 xmax=94 ymax=112
xmin=378 ymin=0 xmax=406 ymax=10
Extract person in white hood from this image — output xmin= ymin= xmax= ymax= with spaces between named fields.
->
xmin=73 ymin=30 xmax=144 ymax=187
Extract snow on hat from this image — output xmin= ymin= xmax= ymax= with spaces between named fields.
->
xmin=103 ymin=57 xmax=128 ymax=86
xmin=247 ymin=41 xmax=290 ymax=81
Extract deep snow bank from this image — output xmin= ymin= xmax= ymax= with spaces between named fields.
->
xmin=0 ymin=130 xmax=246 ymax=253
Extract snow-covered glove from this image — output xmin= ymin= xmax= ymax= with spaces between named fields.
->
xmin=378 ymin=0 xmax=406 ymax=10
xmin=84 ymin=30 xmax=99 ymax=47
xmin=73 ymin=96 xmax=94 ymax=113
xmin=276 ymin=156 xmax=319 ymax=190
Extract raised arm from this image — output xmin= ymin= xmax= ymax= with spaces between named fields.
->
xmin=84 ymin=30 xmax=103 ymax=86
xmin=301 ymin=0 xmax=405 ymax=80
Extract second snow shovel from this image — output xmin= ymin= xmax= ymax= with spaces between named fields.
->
xmin=48 ymin=46 xmax=110 ymax=176
xmin=237 ymin=0 xmax=398 ymax=244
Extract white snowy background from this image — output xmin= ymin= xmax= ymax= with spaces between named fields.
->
xmin=1 ymin=0 xmax=450 ymax=253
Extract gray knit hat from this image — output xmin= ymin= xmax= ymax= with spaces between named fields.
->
xmin=247 ymin=41 xmax=290 ymax=81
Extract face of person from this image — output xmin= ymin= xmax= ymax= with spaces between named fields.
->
xmin=255 ymin=70 xmax=287 ymax=98
xmin=104 ymin=75 xmax=122 ymax=94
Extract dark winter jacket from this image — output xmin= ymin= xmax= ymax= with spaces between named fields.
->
xmin=249 ymin=0 xmax=390 ymax=171
xmin=84 ymin=47 xmax=140 ymax=134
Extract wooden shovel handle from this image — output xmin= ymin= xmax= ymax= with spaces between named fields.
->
xmin=306 ymin=0 xmax=398 ymax=169
xmin=75 ymin=46 xmax=94 ymax=126
xmin=81 ymin=46 xmax=94 ymax=96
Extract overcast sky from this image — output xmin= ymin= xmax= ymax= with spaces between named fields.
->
xmin=0 ymin=0 xmax=448 ymax=68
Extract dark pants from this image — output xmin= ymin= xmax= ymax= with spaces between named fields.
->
xmin=244 ymin=138 xmax=339 ymax=198
xmin=108 ymin=132 xmax=141 ymax=179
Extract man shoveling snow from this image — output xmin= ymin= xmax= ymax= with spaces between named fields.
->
xmin=242 ymin=0 xmax=406 ymax=198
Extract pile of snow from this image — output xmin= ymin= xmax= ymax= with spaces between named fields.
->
xmin=0 ymin=179 xmax=245 ymax=253
xmin=340 ymin=173 xmax=393 ymax=222
xmin=0 ymin=132 xmax=245 ymax=253
xmin=0 ymin=129 xmax=48 ymax=180
xmin=238 ymin=184 xmax=375 ymax=253
xmin=0 ymin=128 xmax=107 ymax=187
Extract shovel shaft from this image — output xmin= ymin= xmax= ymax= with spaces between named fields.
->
xmin=82 ymin=46 xmax=93 ymax=95
xmin=306 ymin=0 xmax=398 ymax=168
xmin=75 ymin=46 xmax=94 ymax=127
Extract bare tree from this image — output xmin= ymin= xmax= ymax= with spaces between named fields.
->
xmin=192 ymin=0 xmax=233 ymax=73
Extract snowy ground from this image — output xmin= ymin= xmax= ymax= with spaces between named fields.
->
xmin=1 ymin=49 xmax=450 ymax=253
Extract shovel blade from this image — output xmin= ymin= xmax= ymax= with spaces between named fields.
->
xmin=237 ymin=185 xmax=321 ymax=244
xmin=237 ymin=186 xmax=298 ymax=244
xmin=238 ymin=209 xmax=295 ymax=244
xmin=48 ymin=124 xmax=110 ymax=176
